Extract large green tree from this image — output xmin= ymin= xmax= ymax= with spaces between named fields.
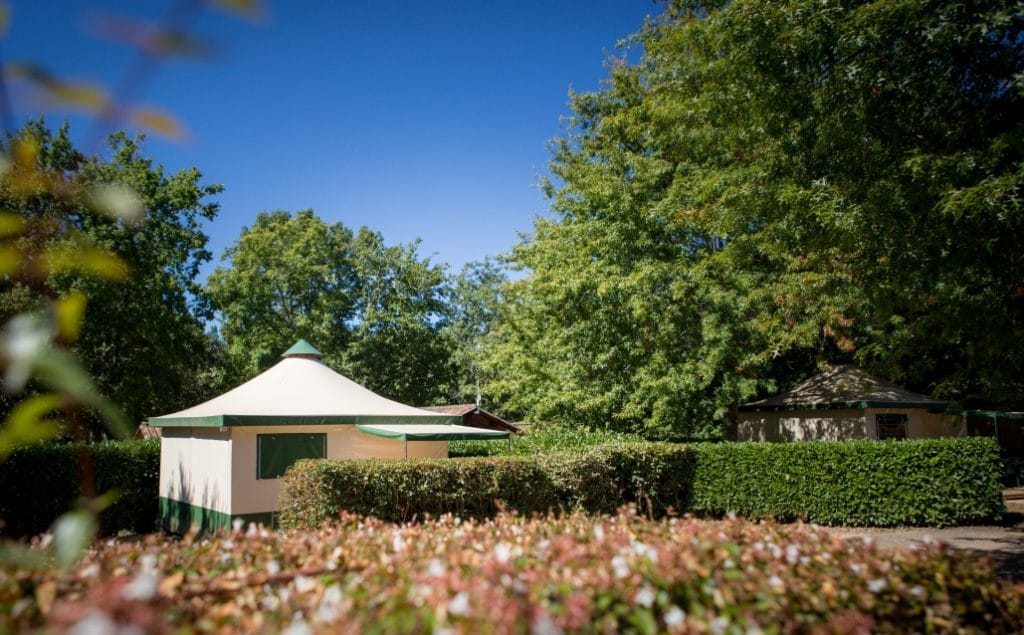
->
xmin=486 ymin=0 xmax=1023 ymax=437
xmin=208 ymin=210 xmax=456 ymax=405
xmin=0 ymin=121 xmax=225 ymax=432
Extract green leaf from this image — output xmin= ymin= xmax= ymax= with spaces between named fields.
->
xmin=52 ymin=509 xmax=97 ymax=571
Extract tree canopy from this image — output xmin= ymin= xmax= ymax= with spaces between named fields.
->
xmin=208 ymin=210 xmax=456 ymax=406
xmin=484 ymin=0 xmax=1023 ymax=437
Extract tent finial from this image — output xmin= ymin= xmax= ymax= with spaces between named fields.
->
xmin=282 ymin=339 xmax=323 ymax=360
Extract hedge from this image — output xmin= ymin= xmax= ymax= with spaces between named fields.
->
xmin=0 ymin=439 xmax=159 ymax=537
xmin=280 ymin=437 xmax=1004 ymax=529
xmin=689 ymin=437 xmax=1006 ymax=526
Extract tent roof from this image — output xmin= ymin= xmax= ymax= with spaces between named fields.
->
xmin=356 ymin=423 xmax=511 ymax=441
xmin=739 ymin=365 xmax=949 ymax=412
xmin=149 ymin=343 xmax=458 ymax=427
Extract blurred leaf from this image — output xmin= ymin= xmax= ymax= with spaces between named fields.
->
xmin=54 ymin=292 xmax=87 ymax=342
xmin=52 ymin=509 xmax=97 ymax=570
xmin=0 ymin=312 xmax=51 ymax=391
xmin=35 ymin=580 xmax=56 ymax=616
xmin=0 ymin=245 xmax=19 ymax=275
xmin=211 ymin=0 xmax=268 ymax=22
xmin=32 ymin=348 xmax=131 ymax=439
xmin=0 ymin=540 xmax=50 ymax=570
xmin=86 ymin=183 xmax=145 ymax=223
xmin=129 ymin=107 xmax=187 ymax=141
xmin=0 ymin=393 xmax=64 ymax=460
xmin=86 ymin=15 xmax=219 ymax=58
xmin=0 ymin=3 xmax=10 ymax=38
xmin=42 ymin=243 xmax=129 ymax=280
xmin=6 ymin=62 xmax=109 ymax=112
xmin=0 ymin=211 xmax=25 ymax=237
xmin=0 ymin=152 xmax=12 ymax=178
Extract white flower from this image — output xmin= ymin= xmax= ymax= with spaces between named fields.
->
xmin=121 ymin=569 xmax=158 ymax=601
xmin=710 ymin=616 xmax=730 ymax=635
xmin=634 ymin=586 xmax=656 ymax=608
xmin=316 ymin=585 xmax=344 ymax=622
xmin=631 ymin=541 xmax=658 ymax=563
xmin=448 ymin=591 xmax=471 ymax=616
xmin=427 ymin=558 xmax=446 ymax=577
xmin=67 ymin=610 xmax=117 ymax=635
xmin=593 ymin=525 xmax=605 ymax=541
xmin=531 ymin=614 xmax=564 ymax=635
xmin=850 ymin=563 xmax=863 ymax=574
xmin=868 ymin=578 xmax=888 ymax=593
xmin=294 ymin=575 xmax=316 ymax=593
xmin=767 ymin=575 xmax=785 ymax=589
xmin=664 ymin=605 xmax=686 ymax=628
xmin=909 ymin=585 xmax=926 ymax=599
xmin=494 ymin=542 xmax=512 ymax=563
xmin=282 ymin=620 xmax=312 ymax=635
xmin=392 ymin=534 xmax=406 ymax=552
xmin=232 ymin=518 xmax=244 ymax=532
xmin=611 ymin=555 xmax=630 ymax=579
xmin=785 ymin=545 xmax=799 ymax=564
xmin=267 ymin=560 xmax=281 ymax=575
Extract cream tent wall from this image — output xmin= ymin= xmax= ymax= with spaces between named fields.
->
xmin=150 ymin=340 xmax=503 ymax=532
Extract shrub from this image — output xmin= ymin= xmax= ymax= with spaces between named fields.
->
xmin=0 ymin=439 xmax=159 ymax=536
xmin=281 ymin=437 xmax=1003 ymax=529
xmin=689 ymin=437 xmax=1006 ymax=526
xmin=448 ymin=424 xmax=643 ymax=457
xmin=4 ymin=510 xmax=1022 ymax=633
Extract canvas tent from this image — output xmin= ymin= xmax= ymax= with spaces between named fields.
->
xmin=734 ymin=365 xmax=964 ymax=442
xmin=150 ymin=340 xmax=509 ymax=531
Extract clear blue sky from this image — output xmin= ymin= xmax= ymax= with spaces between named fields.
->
xmin=5 ymin=1 xmax=656 ymax=277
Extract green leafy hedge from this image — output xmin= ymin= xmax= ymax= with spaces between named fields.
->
xmin=280 ymin=438 xmax=1004 ymax=529
xmin=689 ymin=437 xmax=1006 ymax=526
xmin=0 ymin=439 xmax=159 ymax=537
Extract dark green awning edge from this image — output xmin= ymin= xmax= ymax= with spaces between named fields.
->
xmin=148 ymin=414 xmax=462 ymax=428
xmin=355 ymin=424 xmax=510 ymax=441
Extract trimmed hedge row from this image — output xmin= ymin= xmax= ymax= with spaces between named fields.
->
xmin=689 ymin=437 xmax=1006 ymax=526
xmin=0 ymin=439 xmax=159 ymax=537
xmin=280 ymin=437 xmax=1005 ymax=529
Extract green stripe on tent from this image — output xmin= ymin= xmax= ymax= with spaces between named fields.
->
xmin=148 ymin=414 xmax=462 ymax=427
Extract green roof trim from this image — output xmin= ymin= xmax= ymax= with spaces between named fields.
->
xmin=738 ymin=400 xmax=949 ymax=412
xmin=281 ymin=339 xmax=322 ymax=358
xmin=355 ymin=424 xmax=510 ymax=441
xmin=148 ymin=414 xmax=462 ymax=428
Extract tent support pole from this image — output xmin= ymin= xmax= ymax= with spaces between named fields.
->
xmin=404 ymin=439 xmax=408 ymax=460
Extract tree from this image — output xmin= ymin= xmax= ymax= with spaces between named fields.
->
xmin=207 ymin=210 xmax=358 ymax=378
xmin=0 ymin=122 xmax=225 ymax=432
xmin=208 ymin=210 xmax=456 ymax=405
xmin=486 ymin=0 xmax=1023 ymax=437
xmin=441 ymin=258 xmax=509 ymax=406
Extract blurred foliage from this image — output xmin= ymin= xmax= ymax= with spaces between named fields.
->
xmin=0 ymin=0 xmax=258 ymax=571
xmin=6 ymin=509 xmax=1024 ymax=633
xmin=0 ymin=123 xmax=227 ymax=434
xmin=484 ymin=0 xmax=1024 ymax=438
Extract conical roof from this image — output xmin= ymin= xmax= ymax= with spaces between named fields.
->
xmin=149 ymin=341 xmax=458 ymax=427
xmin=739 ymin=365 xmax=948 ymax=412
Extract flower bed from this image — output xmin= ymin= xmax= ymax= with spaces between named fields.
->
xmin=2 ymin=510 xmax=1022 ymax=633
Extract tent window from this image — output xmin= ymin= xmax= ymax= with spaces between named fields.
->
xmin=257 ymin=433 xmax=326 ymax=480
xmin=876 ymin=414 xmax=908 ymax=441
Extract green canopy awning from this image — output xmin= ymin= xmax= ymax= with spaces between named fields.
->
xmin=356 ymin=423 xmax=510 ymax=441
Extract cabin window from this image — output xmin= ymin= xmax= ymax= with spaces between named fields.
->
xmin=875 ymin=414 xmax=908 ymax=441
xmin=257 ymin=433 xmax=326 ymax=479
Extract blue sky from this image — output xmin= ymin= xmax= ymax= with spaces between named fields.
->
xmin=6 ymin=1 xmax=656 ymax=277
